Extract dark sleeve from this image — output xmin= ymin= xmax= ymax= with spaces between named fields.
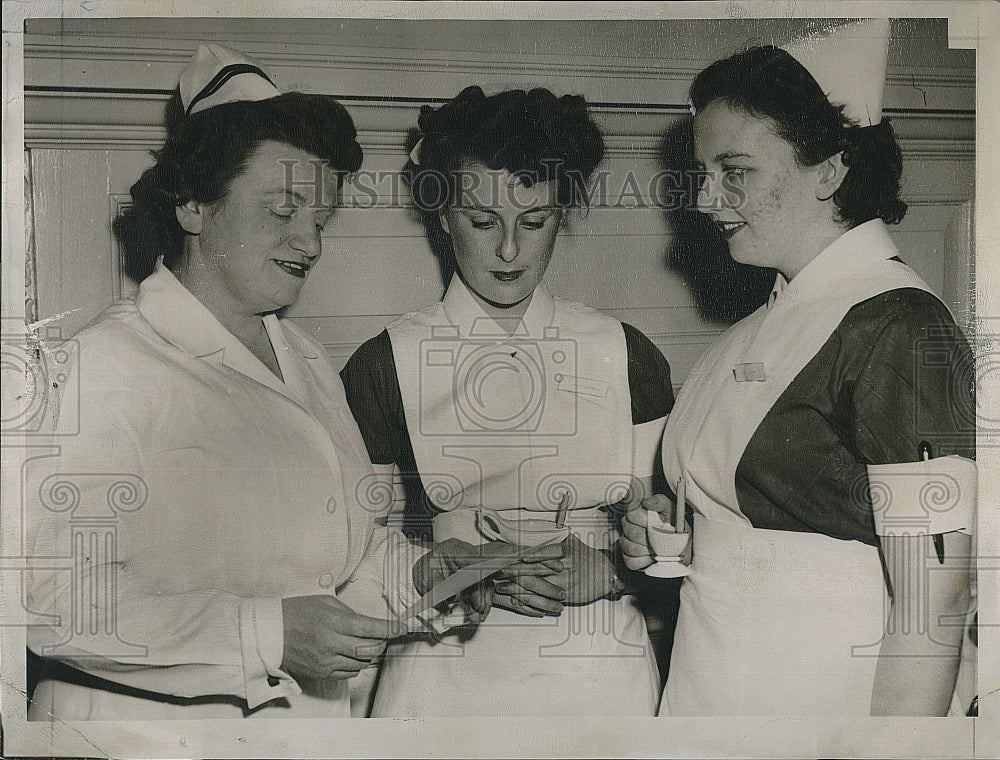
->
xmin=341 ymin=331 xmax=435 ymax=540
xmin=851 ymin=290 xmax=975 ymax=464
xmin=735 ymin=288 xmax=973 ymax=545
xmin=622 ymin=322 xmax=675 ymax=424
xmin=340 ymin=330 xmax=407 ymax=465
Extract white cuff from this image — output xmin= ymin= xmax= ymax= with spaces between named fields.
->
xmin=866 ymin=455 xmax=976 ymax=537
xmin=238 ymin=597 xmax=301 ymax=710
xmin=632 ymin=416 xmax=668 ymax=478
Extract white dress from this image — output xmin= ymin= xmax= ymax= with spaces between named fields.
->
xmin=25 ymin=262 xmax=417 ymax=720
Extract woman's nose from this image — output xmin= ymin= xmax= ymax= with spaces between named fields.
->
xmin=696 ymin=172 xmax=724 ymax=214
xmin=497 ymin=226 xmax=518 ymax=263
xmin=290 ymin=225 xmax=323 ymax=259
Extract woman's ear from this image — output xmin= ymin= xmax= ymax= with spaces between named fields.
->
xmin=815 ymin=152 xmax=850 ymax=201
xmin=175 ymin=200 xmax=205 ymax=235
xmin=438 ymin=208 xmax=451 ymax=235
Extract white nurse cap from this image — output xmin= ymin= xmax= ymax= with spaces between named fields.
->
xmin=782 ymin=19 xmax=891 ymax=127
xmin=179 ymin=42 xmax=281 ymax=117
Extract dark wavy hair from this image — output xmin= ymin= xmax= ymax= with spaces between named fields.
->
xmin=114 ymin=92 xmax=364 ymax=282
xmin=689 ymin=45 xmax=906 ymax=228
xmin=406 ymin=86 xmax=605 ymax=280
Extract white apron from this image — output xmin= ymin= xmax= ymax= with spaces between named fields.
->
xmin=372 ymin=277 xmax=659 ymax=717
xmin=660 ymin=221 xmax=936 ymax=716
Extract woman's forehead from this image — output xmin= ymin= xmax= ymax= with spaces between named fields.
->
xmin=241 ymin=139 xmax=337 ymax=204
xmin=693 ymin=103 xmax=785 ymax=161
xmin=452 ymin=162 xmax=558 ymax=210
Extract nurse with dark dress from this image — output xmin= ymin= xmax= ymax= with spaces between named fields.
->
xmin=621 ymin=20 xmax=977 ymax=716
xmin=341 ymin=86 xmax=674 ymax=716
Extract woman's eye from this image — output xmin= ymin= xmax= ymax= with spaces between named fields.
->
xmin=723 ymin=167 xmax=747 ymax=179
xmin=269 ymin=208 xmax=295 ymax=220
xmin=471 ymin=218 xmax=498 ymax=230
xmin=519 ymin=216 xmax=549 ymax=230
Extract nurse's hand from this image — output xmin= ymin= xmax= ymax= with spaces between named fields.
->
xmin=621 ymin=493 xmax=672 ymax=571
xmin=281 ymin=594 xmax=397 ymax=681
xmin=414 ymin=538 xmax=564 ymax=623
xmin=495 ymin=535 xmax=620 ymax=612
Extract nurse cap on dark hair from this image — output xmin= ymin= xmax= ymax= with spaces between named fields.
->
xmin=781 ymin=19 xmax=890 ymax=127
xmin=179 ymin=42 xmax=282 ymax=116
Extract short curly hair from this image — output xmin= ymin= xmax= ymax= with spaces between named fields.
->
xmin=406 ymin=86 xmax=605 ymax=278
xmin=689 ymin=45 xmax=906 ymax=228
xmin=114 ymin=92 xmax=363 ymax=282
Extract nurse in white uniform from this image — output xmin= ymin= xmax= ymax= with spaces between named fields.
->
xmin=341 ymin=86 xmax=675 ymax=716
xmin=622 ymin=20 xmax=976 ymax=716
xmin=25 ymin=45 xmax=554 ymax=721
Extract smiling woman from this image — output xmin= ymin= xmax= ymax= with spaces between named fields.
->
xmin=621 ymin=21 xmax=977 ymax=718
xmin=24 ymin=43 xmax=551 ymax=722
xmin=171 ymin=140 xmax=340 ymax=375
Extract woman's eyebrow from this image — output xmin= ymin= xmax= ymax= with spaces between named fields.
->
xmin=714 ymin=150 xmax=753 ymax=163
xmin=269 ymin=188 xmax=325 ymax=208
xmin=456 ymin=204 xmax=499 ymax=214
xmin=518 ymin=205 xmax=559 ymax=217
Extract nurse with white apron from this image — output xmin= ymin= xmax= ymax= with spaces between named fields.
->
xmin=342 ymin=86 xmax=674 ymax=716
xmin=622 ymin=21 xmax=976 ymax=716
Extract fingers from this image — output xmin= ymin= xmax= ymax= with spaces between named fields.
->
xmin=498 ymin=558 xmax=564 ymax=578
xmin=619 ymin=532 xmax=654 ymax=571
xmin=317 ymin=596 xmax=401 ymax=639
xmin=498 ymin=574 xmax=566 ymax=602
xmin=621 ymin=507 xmax=649 ymax=544
xmin=495 ymin=579 xmax=565 ymax=616
xmin=307 ymin=635 xmax=386 ymax=680
xmin=641 ymin=493 xmax=673 ymax=514
xmin=462 ymin=582 xmax=494 ymax=617
xmin=493 ymin=595 xmax=546 ymax=617
xmin=493 ymin=589 xmax=561 ymax=617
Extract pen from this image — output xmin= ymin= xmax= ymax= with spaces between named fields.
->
xmin=919 ymin=440 xmax=946 ymax=564
xmin=554 ymin=491 xmax=570 ymax=527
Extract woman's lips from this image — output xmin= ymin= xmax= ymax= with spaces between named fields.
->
xmin=492 ymin=270 xmax=525 ymax=282
xmin=715 ymin=220 xmax=746 ymax=239
xmin=274 ymin=260 xmax=310 ymax=278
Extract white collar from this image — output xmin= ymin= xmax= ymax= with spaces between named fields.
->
xmin=767 ymin=219 xmax=900 ymax=310
xmin=135 ymin=260 xmax=319 ymax=398
xmin=441 ymin=275 xmax=557 ymax=339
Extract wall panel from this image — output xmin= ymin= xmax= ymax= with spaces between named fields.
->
xmin=23 ymin=18 xmax=975 ymax=383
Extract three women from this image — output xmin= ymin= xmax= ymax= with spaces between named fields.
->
xmin=27 ymin=23 xmax=976 ymax=720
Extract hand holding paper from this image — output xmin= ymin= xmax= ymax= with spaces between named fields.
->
xmin=280 ymin=594 xmax=397 ymax=681
xmin=409 ymin=537 xmax=564 ymax=624
xmin=496 ymin=534 xmax=619 ymax=612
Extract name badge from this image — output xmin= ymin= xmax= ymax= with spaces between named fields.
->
xmin=556 ymin=374 xmax=609 ymax=398
xmin=733 ymin=362 xmax=766 ymax=382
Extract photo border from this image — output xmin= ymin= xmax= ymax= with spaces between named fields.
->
xmin=2 ymin=2 xmax=996 ymax=757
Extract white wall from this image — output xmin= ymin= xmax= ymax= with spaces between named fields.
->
xmin=24 ymin=17 xmax=975 ymax=386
